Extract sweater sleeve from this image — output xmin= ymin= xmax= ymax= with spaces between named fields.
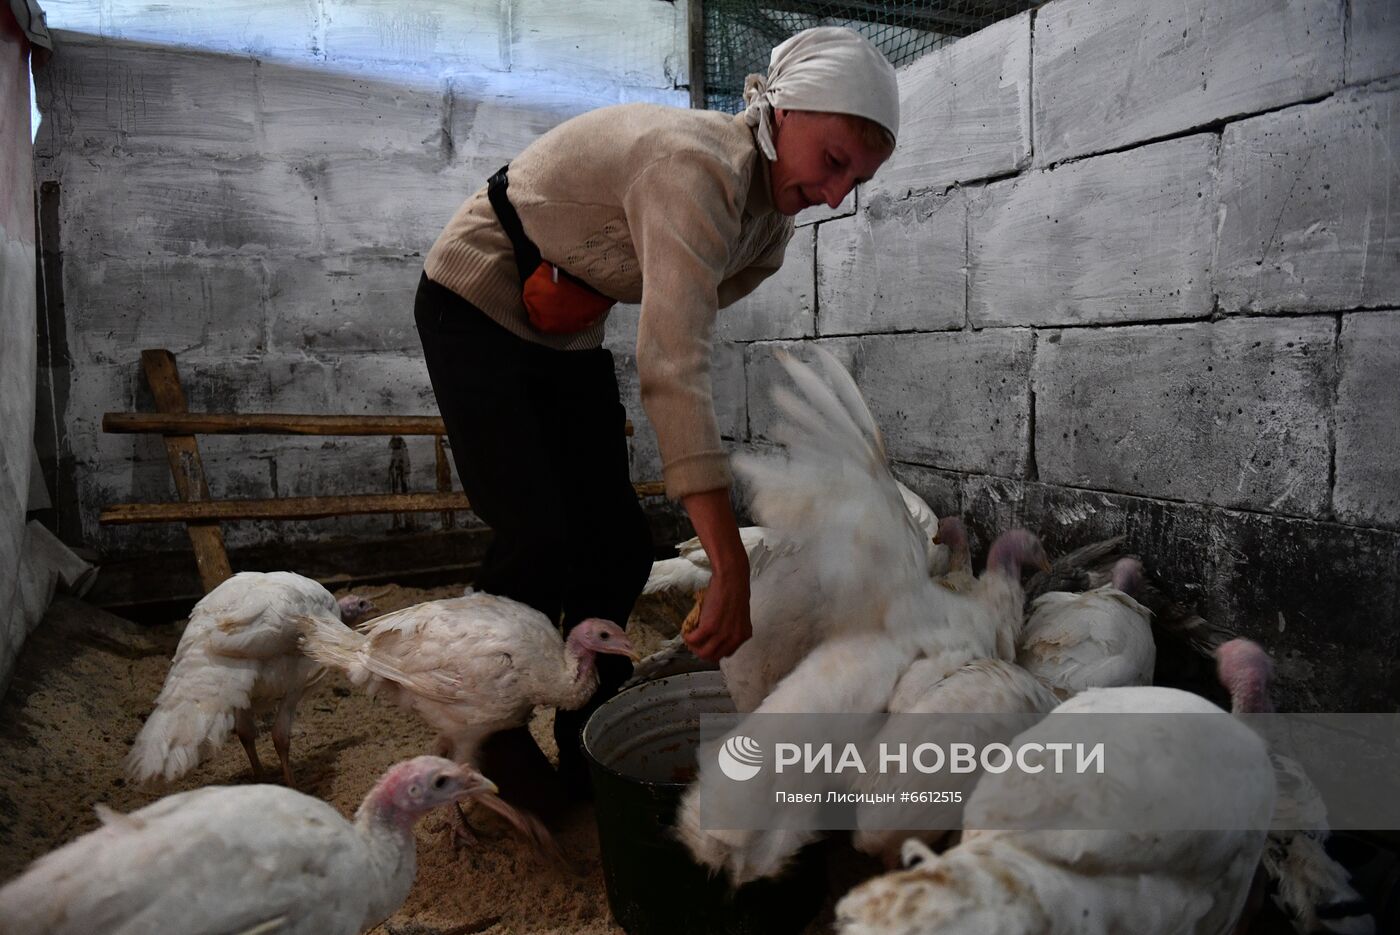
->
xmin=623 ymin=152 xmax=744 ymax=500
xmin=717 ymin=223 xmax=791 ymax=308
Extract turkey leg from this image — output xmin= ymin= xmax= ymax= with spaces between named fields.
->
xmin=233 ymin=707 xmax=264 ymax=779
xmin=270 ymin=686 xmax=304 ymax=787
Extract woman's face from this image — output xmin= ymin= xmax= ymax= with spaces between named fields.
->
xmin=768 ymin=109 xmax=894 ymax=216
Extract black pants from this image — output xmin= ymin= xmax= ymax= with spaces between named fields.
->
xmin=413 ymin=273 xmax=651 ymax=776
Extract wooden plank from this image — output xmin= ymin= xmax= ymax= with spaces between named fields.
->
xmin=140 ymin=349 xmax=233 ymax=591
xmin=100 ymin=482 xmax=669 ymax=525
xmin=104 ymin=493 xmax=475 ymax=524
xmin=434 ymin=435 xmax=455 ymax=530
xmin=104 ymin=411 xmax=446 ymax=436
xmin=688 ymin=0 xmax=706 ymax=110
xmin=103 ymin=411 xmax=635 ymax=437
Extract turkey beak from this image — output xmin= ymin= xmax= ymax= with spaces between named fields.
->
xmin=587 ymin=630 xmax=640 ymax=662
xmin=593 ymin=635 xmax=640 ymax=663
xmin=454 ymin=765 xmax=499 ymax=799
xmin=600 ymin=631 xmax=640 ymax=663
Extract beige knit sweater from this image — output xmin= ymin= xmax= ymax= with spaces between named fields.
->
xmin=424 ymin=103 xmax=795 ymax=499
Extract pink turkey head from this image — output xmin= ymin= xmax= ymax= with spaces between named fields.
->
xmin=986 ymin=529 xmax=1051 ymax=579
xmin=934 ymin=516 xmax=970 ymax=572
xmin=1215 ymin=638 xmax=1275 ymax=714
xmin=337 ymin=594 xmax=377 ymax=626
xmin=364 ymin=756 xmax=497 ymax=828
xmin=566 ymin=618 xmax=639 ymax=666
xmin=1110 ymin=558 xmax=1145 ymax=599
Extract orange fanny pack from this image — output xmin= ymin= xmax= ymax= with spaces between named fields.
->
xmin=488 ymin=165 xmax=617 ymax=335
xmin=521 ymin=262 xmax=617 ymax=335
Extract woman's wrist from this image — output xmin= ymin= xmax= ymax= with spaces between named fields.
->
xmin=680 ymin=487 xmax=749 ymax=576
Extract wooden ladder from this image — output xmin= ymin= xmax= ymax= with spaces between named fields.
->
xmin=101 ymin=349 xmax=663 ymax=592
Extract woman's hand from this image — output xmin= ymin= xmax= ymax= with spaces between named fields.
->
xmin=687 ymin=568 xmax=751 ymax=661
xmin=679 ymin=488 xmax=753 ymax=661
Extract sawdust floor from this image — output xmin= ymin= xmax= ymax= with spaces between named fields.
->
xmin=0 ymin=585 xmax=865 ymax=934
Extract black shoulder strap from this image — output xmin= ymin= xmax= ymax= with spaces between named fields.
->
xmin=487 ymin=165 xmax=542 ymax=284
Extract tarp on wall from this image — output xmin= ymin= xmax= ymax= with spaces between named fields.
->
xmin=7 ymin=0 xmax=51 ymax=54
xmin=1 ymin=2 xmax=41 ymax=693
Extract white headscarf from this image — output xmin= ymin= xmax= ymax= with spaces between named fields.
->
xmin=742 ymin=26 xmax=900 ymax=161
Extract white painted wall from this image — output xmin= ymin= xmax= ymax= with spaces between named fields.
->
xmin=32 ymin=0 xmax=689 ymax=556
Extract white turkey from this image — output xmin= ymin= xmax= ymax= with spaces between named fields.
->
xmin=718 ymin=498 xmax=1034 ymax=713
xmin=1023 ymin=535 xmax=1245 ymax=705
xmin=643 ymin=526 xmax=783 ymax=598
xmin=299 ymin=588 xmax=636 ymax=766
xmin=643 ymin=480 xmax=947 ymax=600
xmin=850 ymin=524 xmax=1058 ymax=872
xmin=676 ymin=347 xmax=1049 ymax=884
xmin=852 ymin=656 xmax=1060 ymax=866
xmin=836 ymin=680 xmax=1278 ymax=934
xmin=849 ymin=527 xmax=1054 ymax=874
xmin=0 ymin=756 xmax=496 ymax=935
xmin=628 ymin=478 xmax=950 ymax=701
xmin=1016 ymin=557 xmax=1155 ymax=700
xmin=930 ymin=515 xmax=976 ymax=594
xmin=1215 ymin=639 xmax=1376 ymax=935
xmin=925 ymin=517 xmax=1036 ymax=664
xmin=127 ymin=570 xmax=375 ymax=786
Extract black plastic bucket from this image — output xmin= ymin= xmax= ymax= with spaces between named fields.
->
xmin=582 ymin=670 xmax=825 ymax=935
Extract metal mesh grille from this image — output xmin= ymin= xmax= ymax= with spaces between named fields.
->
xmin=702 ymin=1 xmax=1040 ymax=113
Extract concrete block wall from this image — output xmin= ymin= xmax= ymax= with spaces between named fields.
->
xmin=32 ymin=0 xmax=688 ymax=557
xmin=728 ymin=1 xmax=1400 ymax=710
